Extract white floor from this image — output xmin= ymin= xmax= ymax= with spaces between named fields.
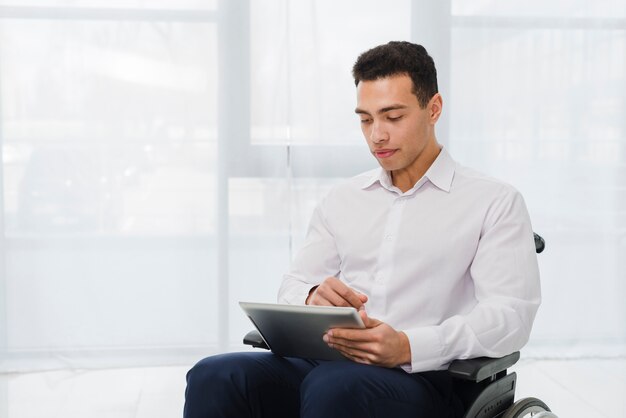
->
xmin=1 ymin=358 xmax=624 ymax=418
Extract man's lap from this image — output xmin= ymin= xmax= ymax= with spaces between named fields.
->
xmin=184 ymin=352 xmax=462 ymax=418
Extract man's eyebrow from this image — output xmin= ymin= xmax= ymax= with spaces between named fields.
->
xmin=354 ymin=104 xmax=408 ymax=115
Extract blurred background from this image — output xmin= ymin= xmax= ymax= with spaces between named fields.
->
xmin=0 ymin=0 xmax=624 ymax=416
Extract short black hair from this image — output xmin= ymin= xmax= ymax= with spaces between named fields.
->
xmin=352 ymin=41 xmax=438 ymax=108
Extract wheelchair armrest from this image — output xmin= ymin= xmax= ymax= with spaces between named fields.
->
xmin=448 ymin=351 xmax=520 ymax=382
xmin=243 ymin=329 xmax=270 ymax=350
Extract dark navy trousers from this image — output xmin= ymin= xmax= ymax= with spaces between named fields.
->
xmin=184 ymin=352 xmax=463 ymax=418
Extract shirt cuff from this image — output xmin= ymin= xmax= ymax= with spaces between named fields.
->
xmin=400 ymin=326 xmax=446 ymax=373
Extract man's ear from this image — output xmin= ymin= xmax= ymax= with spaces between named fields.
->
xmin=428 ymin=93 xmax=443 ymax=124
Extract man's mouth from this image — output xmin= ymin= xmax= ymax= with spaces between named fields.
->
xmin=374 ymin=149 xmax=397 ymax=158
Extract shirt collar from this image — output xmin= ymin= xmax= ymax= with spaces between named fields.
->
xmin=361 ymin=147 xmax=456 ymax=193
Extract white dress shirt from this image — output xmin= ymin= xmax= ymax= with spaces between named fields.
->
xmin=277 ymin=148 xmax=541 ymax=373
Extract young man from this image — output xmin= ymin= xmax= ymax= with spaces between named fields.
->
xmin=184 ymin=41 xmax=541 ymax=418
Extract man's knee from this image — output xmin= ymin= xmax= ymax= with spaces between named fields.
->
xmin=185 ymin=353 xmax=314 ymax=418
xmin=184 ymin=353 xmax=268 ymax=418
xmin=187 ymin=353 xmax=241 ymax=391
xmin=301 ymin=365 xmax=356 ymax=397
xmin=300 ymin=364 xmax=370 ymax=415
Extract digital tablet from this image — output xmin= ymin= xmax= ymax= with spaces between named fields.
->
xmin=239 ymin=301 xmax=365 ymax=361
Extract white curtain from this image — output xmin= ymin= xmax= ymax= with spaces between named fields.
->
xmin=0 ymin=0 xmax=624 ymax=374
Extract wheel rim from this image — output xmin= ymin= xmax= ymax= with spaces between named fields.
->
xmin=515 ymin=407 xmax=556 ymax=418
xmin=503 ymin=397 xmax=554 ymax=418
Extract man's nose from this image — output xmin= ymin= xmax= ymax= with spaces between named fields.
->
xmin=370 ymin=120 xmax=389 ymax=143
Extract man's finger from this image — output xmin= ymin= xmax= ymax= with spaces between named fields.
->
xmin=359 ymin=310 xmax=381 ymax=328
xmin=331 ymin=342 xmax=377 ymax=363
xmin=310 ymin=277 xmax=366 ymax=309
xmin=330 ymin=279 xmax=366 ymax=309
xmin=356 ymin=292 xmax=369 ymax=305
xmin=314 ymin=284 xmax=354 ymax=307
xmin=326 ymin=328 xmax=373 ymax=343
xmin=309 ymin=295 xmax=334 ymax=306
xmin=326 ymin=338 xmax=374 ymax=354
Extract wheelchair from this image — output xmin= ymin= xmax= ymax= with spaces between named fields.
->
xmin=244 ymin=233 xmax=556 ymax=418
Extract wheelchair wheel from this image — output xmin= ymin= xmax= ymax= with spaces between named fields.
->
xmin=502 ymin=397 xmax=557 ymax=418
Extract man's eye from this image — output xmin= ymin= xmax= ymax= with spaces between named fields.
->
xmin=388 ymin=115 xmax=403 ymax=121
xmin=360 ymin=119 xmax=372 ymax=124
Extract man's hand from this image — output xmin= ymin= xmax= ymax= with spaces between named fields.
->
xmin=323 ymin=310 xmax=411 ymax=368
xmin=306 ymin=277 xmax=368 ymax=310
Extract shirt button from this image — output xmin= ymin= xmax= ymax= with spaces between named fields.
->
xmin=385 ymin=235 xmax=393 ymax=241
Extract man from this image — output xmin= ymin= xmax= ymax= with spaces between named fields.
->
xmin=184 ymin=41 xmax=541 ymax=418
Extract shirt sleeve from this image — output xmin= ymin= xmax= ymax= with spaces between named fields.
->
xmin=277 ymin=200 xmax=342 ymax=305
xmin=402 ymin=188 xmax=541 ymax=373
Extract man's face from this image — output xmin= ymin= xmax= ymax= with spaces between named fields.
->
xmin=355 ymin=74 xmax=440 ymax=174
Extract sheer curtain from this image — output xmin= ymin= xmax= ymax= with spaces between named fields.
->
xmin=0 ymin=0 xmax=624 ymax=375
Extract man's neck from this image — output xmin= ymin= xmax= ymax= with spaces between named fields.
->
xmin=391 ymin=141 xmax=442 ymax=193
